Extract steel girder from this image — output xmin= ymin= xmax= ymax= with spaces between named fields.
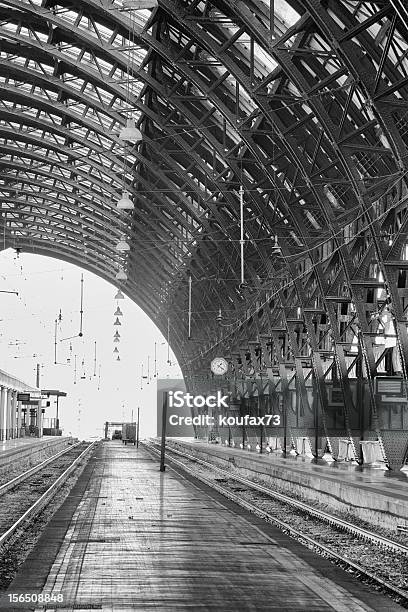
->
xmin=2 ymin=1 xmax=408 ymax=466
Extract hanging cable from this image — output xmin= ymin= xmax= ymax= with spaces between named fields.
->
xmin=188 ymin=273 xmax=192 ymax=339
xmin=167 ymin=316 xmax=171 ymax=364
xmin=79 ymin=273 xmax=84 ymax=337
xmin=54 ymin=318 xmax=57 ymax=365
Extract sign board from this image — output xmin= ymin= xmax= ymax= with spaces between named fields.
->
xmin=381 ymin=395 xmax=408 ymax=404
xmin=376 ymin=378 xmax=403 ymax=396
xmin=17 ymin=393 xmax=30 ymax=402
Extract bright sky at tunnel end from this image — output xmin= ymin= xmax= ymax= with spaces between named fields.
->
xmin=0 ymin=249 xmax=182 ymax=438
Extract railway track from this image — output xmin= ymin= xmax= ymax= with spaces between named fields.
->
xmin=144 ymin=440 xmax=408 ymax=606
xmin=0 ymin=441 xmax=96 ymax=550
xmin=0 ymin=442 xmax=81 ymax=497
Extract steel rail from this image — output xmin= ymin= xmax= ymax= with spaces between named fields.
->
xmin=0 ymin=441 xmax=96 ymax=549
xmin=144 ymin=441 xmax=408 ymax=603
xmin=0 ymin=441 xmax=82 ymax=497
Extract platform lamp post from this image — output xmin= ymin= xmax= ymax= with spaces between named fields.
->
xmin=159 ymin=391 xmax=168 ymax=472
xmin=56 ymin=395 xmax=60 ymax=430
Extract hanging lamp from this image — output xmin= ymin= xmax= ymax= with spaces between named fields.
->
xmin=114 ymin=337 xmax=120 ymax=343
xmin=115 ymin=268 xmax=128 ymax=281
xmin=117 ymin=355 xmax=121 ymax=361
xmin=114 ymin=317 xmax=122 ymax=326
xmin=113 ymin=347 xmax=119 ymax=354
xmin=115 ymin=237 xmax=130 ymax=252
xmin=114 ymin=289 xmax=125 ymax=300
xmin=117 ymin=191 xmax=134 ymax=211
xmin=114 ymin=331 xmax=121 ymax=339
xmin=114 ymin=306 xmax=123 ymax=316
xmin=119 ymin=118 xmax=143 ymax=143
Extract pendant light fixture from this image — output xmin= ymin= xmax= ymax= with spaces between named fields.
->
xmin=119 ymin=118 xmax=142 ymax=143
xmin=114 ymin=317 xmax=122 ymax=326
xmin=117 ymin=191 xmax=134 ymax=211
xmin=114 ymin=289 xmax=125 ymax=300
xmin=114 ymin=306 xmax=123 ymax=316
xmin=113 ymin=347 xmax=119 ymax=354
xmin=115 ymin=237 xmax=130 ymax=252
xmin=117 ymin=355 xmax=121 ymax=361
xmin=114 ymin=331 xmax=121 ymax=339
xmin=115 ymin=268 xmax=128 ymax=281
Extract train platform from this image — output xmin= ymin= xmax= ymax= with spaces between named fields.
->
xmin=1 ymin=441 xmax=402 ymax=611
xmin=168 ymin=439 xmax=408 ymax=531
xmin=0 ymin=437 xmax=73 ymax=472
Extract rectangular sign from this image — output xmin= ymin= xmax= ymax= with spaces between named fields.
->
xmin=17 ymin=393 xmax=30 ymax=402
xmin=376 ymin=378 xmax=403 ymax=396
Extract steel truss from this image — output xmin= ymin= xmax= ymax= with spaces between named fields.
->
xmin=1 ymin=0 xmax=408 ymax=466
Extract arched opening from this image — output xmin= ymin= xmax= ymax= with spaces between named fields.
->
xmin=0 ymin=248 xmax=182 ymax=438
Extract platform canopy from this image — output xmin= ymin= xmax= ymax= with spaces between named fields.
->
xmin=1 ymin=0 xmax=408 ymax=386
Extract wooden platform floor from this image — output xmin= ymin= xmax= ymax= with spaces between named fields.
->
xmin=1 ymin=442 xmax=402 ymax=611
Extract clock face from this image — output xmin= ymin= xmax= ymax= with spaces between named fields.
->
xmin=211 ymin=357 xmax=229 ymax=375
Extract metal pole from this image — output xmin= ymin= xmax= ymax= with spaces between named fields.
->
xmin=167 ymin=317 xmax=170 ymax=364
xmin=54 ymin=319 xmax=57 ymax=364
xmin=56 ymin=395 xmax=59 ymax=430
xmin=79 ymin=273 xmax=84 ymax=337
xmin=188 ymin=274 xmax=192 ymax=339
xmin=239 ymin=186 xmax=245 ymax=285
xmin=136 ymin=406 xmax=140 ymax=448
xmin=159 ymin=392 xmax=167 ymax=471
xmin=36 ymin=363 xmax=40 ymax=388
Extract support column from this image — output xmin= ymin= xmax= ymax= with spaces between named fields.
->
xmin=16 ymin=400 xmax=22 ymax=437
xmin=11 ymin=391 xmax=17 ymax=439
xmin=37 ymin=402 xmax=43 ymax=438
xmin=6 ymin=389 xmax=12 ymax=440
xmin=0 ymin=387 xmax=5 ymax=441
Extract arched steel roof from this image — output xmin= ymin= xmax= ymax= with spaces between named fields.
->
xmin=1 ymin=0 xmax=408 ymax=390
